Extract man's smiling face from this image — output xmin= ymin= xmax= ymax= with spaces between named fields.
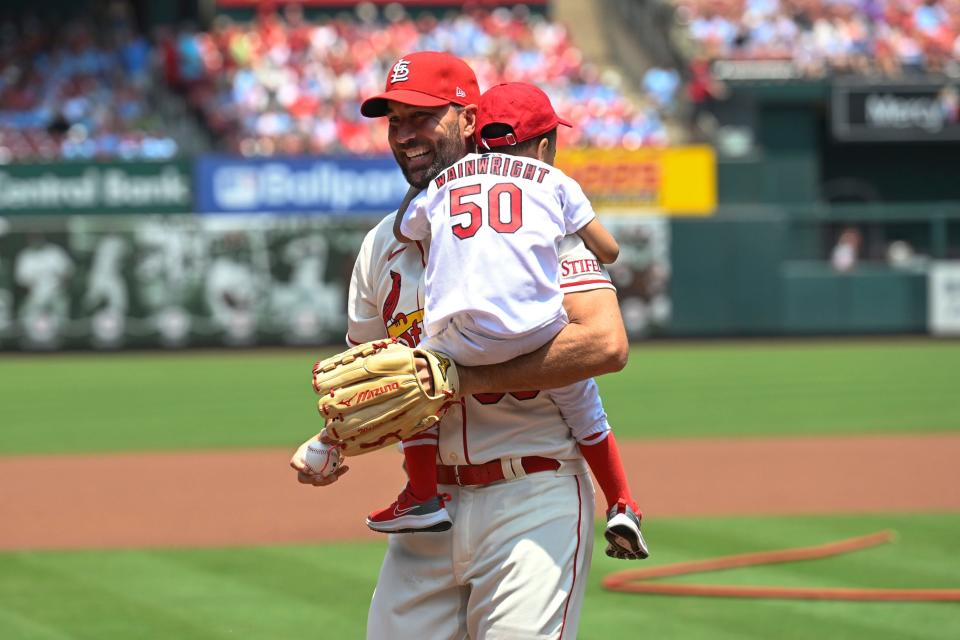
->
xmin=386 ymin=102 xmax=474 ymax=188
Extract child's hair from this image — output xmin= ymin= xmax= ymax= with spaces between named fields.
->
xmin=480 ymin=124 xmax=556 ymax=156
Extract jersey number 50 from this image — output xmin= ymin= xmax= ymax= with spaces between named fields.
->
xmin=450 ymin=183 xmax=523 ymax=239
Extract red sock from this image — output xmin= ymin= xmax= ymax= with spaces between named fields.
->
xmin=402 ymin=440 xmax=438 ymax=502
xmin=578 ymin=432 xmax=641 ymax=516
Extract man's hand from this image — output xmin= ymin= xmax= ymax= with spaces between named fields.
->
xmin=290 ymin=433 xmax=349 ymax=486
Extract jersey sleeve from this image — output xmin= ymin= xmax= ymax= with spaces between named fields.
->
xmin=398 ymin=191 xmax=430 ymax=241
xmin=345 ymin=224 xmax=388 ymax=345
xmin=558 ymin=176 xmax=597 ymax=235
xmin=558 ymin=234 xmax=616 ymax=293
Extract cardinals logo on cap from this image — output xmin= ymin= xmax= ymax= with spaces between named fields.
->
xmin=390 ymin=59 xmax=411 ymax=84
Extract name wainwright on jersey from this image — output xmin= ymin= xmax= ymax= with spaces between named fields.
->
xmin=434 ymin=155 xmax=551 ymax=189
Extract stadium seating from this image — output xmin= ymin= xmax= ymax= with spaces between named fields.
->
xmin=0 ymin=12 xmax=178 ymax=162
xmin=679 ymin=0 xmax=960 ymax=77
xmin=168 ymin=4 xmax=671 ymax=156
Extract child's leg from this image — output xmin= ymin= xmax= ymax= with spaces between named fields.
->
xmin=402 ymin=428 xmax=440 ymax=501
xmin=366 ymin=426 xmax=452 ymax=534
xmin=548 ymin=379 xmax=641 ymax=514
xmin=552 ymin=379 xmax=648 ymax=558
xmin=578 ymin=431 xmax=640 ymax=516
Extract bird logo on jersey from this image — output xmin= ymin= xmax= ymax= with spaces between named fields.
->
xmin=382 ymin=270 xmax=424 ymax=347
xmin=382 ymin=272 xmax=402 ymax=326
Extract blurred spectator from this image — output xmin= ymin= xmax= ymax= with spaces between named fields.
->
xmin=831 ymin=226 xmax=863 ymax=272
xmin=678 ymin=0 xmax=960 ymax=78
xmin=643 ymin=66 xmax=682 ymax=110
xmin=0 ymin=2 xmax=177 ymax=162
xmin=168 ymin=5 xmax=673 ymax=156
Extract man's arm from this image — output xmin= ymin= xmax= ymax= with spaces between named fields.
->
xmin=456 ymin=287 xmax=628 ymax=395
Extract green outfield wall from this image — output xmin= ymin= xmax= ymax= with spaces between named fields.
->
xmin=669 ymin=205 xmax=959 ymax=336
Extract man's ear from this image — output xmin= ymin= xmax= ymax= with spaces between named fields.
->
xmin=459 ymin=104 xmax=478 ymax=139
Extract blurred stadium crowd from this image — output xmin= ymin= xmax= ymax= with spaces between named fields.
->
xmin=165 ymin=3 xmax=670 ymax=156
xmin=0 ymin=3 xmax=176 ymax=162
xmin=681 ymin=0 xmax=960 ymax=76
xmin=0 ymin=0 xmax=957 ymax=162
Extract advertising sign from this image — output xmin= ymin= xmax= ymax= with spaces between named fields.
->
xmin=832 ymin=79 xmax=960 ymax=142
xmin=0 ymin=214 xmax=373 ymax=350
xmin=0 ymin=209 xmax=673 ymax=350
xmin=0 ymin=162 xmax=192 ymax=215
xmin=557 ymin=146 xmax=716 ymax=215
xmin=195 ymin=155 xmax=410 ymax=215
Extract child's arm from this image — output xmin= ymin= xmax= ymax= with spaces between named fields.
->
xmin=393 ymin=185 xmax=424 ymax=244
xmin=577 ymin=218 xmax=619 ymax=265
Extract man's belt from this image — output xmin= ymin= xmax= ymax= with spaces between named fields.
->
xmin=437 ymin=456 xmax=561 ymax=487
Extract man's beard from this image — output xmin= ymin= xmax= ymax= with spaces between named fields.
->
xmin=396 ymin=120 xmax=467 ymax=189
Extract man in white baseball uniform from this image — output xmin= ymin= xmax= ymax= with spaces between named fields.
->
xmin=292 ymin=52 xmax=632 ymax=639
xmin=363 ymin=82 xmax=647 ymax=559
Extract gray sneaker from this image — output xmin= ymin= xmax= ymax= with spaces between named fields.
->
xmin=604 ymin=502 xmax=649 ymax=560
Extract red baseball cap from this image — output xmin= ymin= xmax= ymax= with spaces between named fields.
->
xmin=361 ymin=51 xmax=480 ymax=118
xmin=477 ymin=82 xmax=572 ymax=149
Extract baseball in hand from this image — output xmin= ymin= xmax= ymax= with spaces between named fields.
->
xmin=303 ymin=440 xmax=341 ymax=477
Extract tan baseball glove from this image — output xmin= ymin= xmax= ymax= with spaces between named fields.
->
xmin=312 ymin=339 xmax=459 ymax=456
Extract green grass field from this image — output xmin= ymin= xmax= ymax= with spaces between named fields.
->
xmin=1 ymin=513 xmax=957 ymax=640
xmin=2 ymin=340 xmax=959 ymax=455
xmin=2 ymin=339 xmax=958 ymax=639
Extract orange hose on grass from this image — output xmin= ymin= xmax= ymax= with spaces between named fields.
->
xmin=602 ymin=530 xmax=960 ymax=602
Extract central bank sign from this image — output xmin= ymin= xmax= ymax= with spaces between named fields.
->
xmin=0 ymin=162 xmax=191 ymax=214
xmin=195 ymin=155 xmax=409 ymax=214
xmin=832 ymin=78 xmax=960 ymax=142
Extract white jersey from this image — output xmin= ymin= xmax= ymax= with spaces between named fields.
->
xmin=399 ymin=152 xmax=596 ymax=343
xmin=348 ymin=213 xmax=614 ymax=464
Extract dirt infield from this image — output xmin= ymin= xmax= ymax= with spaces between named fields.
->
xmin=2 ymin=433 xmax=959 ymax=550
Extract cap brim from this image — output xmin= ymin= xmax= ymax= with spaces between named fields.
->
xmin=360 ymin=89 xmax=451 ymax=118
xmin=557 ymin=116 xmax=573 ymax=128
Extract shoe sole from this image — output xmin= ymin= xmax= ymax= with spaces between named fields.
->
xmin=382 ymin=521 xmax=453 ymax=534
xmin=366 ymin=509 xmax=453 ymax=534
xmin=605 ymin=515 xmax=649 ymax=559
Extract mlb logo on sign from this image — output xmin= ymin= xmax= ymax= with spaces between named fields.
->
xmin=390 ymin=59 xmax=411 ymax=84
xmin=212 ymin=166 xmax=259 ymax=209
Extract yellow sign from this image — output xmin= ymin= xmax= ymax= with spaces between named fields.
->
xmin=556 ymin=145 xmax=716 ymax=215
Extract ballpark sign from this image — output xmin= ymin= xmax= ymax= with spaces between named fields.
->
xmin=195 ymin=155 xmax=409 ymax=215
xmin=0 ymin=161 xmax=192 ymax=215
xmin=832 ymin=79 xmax=960 ymax=142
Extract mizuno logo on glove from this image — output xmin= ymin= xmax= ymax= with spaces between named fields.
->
xmin=356 ymin=381 xmax=400 ymax=403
